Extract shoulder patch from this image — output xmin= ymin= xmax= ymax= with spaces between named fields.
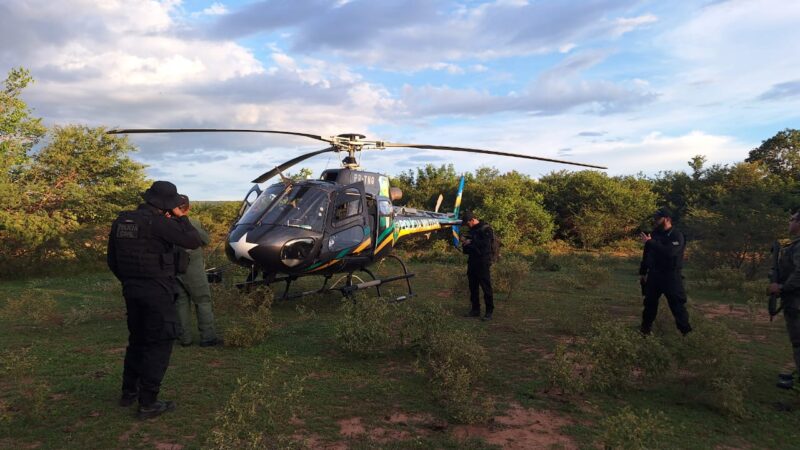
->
xmin=116 ymin=221 xmax=139 ymax=239
xmin=671 ymin=241 xmax=680 ymax=246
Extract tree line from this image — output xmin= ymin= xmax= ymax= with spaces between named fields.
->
xmin=2 ymin=67 xmax=798 ymax=278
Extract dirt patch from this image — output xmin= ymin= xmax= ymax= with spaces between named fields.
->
xmin=154 ymin=443 xmax=183 ymax=450
xmin=207 ymin=359 xmax=223 ymax=368
xmin=338 ymin=417 xmax=366 ymax=438
xmin=696 ymin=303 xmax=766 ymax=323
xmin=105 ymin=347 xmax=126 ymax=355
xmin=435 ymin=290 xmax=451 ymax=298
xmin=452 ymin=403 xmax=576 ymax=450
xmin=118 ymin=423 xmax=140 ymax=443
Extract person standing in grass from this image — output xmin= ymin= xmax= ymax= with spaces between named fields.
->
xmin=175 ymin=195 xmax=222 ymax=348
xmin=107 ymin=181 xmax=202 ymax=419
xmin=769 ymin=209 xmax=800 ymax=390
xmin=461 ymin=210 xmax=495 ymax=321
xmin=638 ymin=207 xmax=692 ymax=336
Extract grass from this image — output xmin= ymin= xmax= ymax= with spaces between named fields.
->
xmin=1 ymin=251 xmax=799 ymax=449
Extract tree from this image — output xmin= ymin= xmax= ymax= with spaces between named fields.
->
xmin=684 ymin=162 xmax=787 ymax=276
xmin=745 ymin=128 xmax=800 ymax=179
xmin=0 ymin=68 xmax=149 ymax=274
xmin=538 ymin=171 xmax=657 ymax=248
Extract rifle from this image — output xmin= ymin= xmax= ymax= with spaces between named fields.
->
xmin=769 ymin=240 xmax=784 ymax=321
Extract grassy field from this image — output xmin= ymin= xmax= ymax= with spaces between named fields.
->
xmin=1 ymin=250 xmax=799 ymax=449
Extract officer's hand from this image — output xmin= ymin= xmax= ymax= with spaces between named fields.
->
xmin=463 ymin=239 xmax=472 ymax=246
xmin=170 ymin=206 xmax=187 ymax=218
xmin=639 ymin=275 xmax=647 ymax=285
xmin=639 ymin=232 xmax=651 ymax=244
xmin=768 ymin=283 xmax=782 ymax=295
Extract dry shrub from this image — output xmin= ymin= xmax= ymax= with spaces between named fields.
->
xmin=224 ymin=286 xmax=273 ymax=348
xmin=0 ymin=347 xmax=50 ymax=418
xmin=207 ymin=357 xmax=305 ymax=449
xmin=0 ymin=290 xmax=62 ymax=326
xmin=599 ymin=405 xmax=672 ymax=449
xmin=543 ymin=343 xmax=586 ymax=394
xmin=492 ymin=257 xmax=530 ymax=300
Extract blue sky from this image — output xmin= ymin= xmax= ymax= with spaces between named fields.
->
xmin=1 ymin=0 xmax=799 ymax=200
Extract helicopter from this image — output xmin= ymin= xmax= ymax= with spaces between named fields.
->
xmin=107 ymin=129 xmax=606 ymax=300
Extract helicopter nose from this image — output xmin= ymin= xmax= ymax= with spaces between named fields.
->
xmin=226 ymin=224 xmax=320 ymax=270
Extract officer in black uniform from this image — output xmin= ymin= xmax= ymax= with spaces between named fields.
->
xmin=107 ymin=181 xmax=202 ymax=419
xmin=638 ymin=207 xmax=692 ymax=335
xmin=462 ymin=211 xmax=495 ymax=321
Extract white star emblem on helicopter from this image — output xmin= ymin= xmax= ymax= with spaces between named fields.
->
xmin=230 ymin=232 xmax=258 ymax=261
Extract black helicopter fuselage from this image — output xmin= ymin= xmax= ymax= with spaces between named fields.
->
xmin=225 ymin=168 xmax=461 ymax=277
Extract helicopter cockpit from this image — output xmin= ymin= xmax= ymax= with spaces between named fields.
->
xmin=237 ymin=182 xmax=331 ymax=232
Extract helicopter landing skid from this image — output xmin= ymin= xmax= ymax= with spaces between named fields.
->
xmin=338 ymin=255 xmax=415 ymax=302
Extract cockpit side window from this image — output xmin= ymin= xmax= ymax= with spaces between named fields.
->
xmin=332 ymin=188 xmax=362 ymax=223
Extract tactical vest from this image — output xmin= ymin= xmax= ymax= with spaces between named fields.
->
xmin=112 ymin=209 xmax=177 ymax=278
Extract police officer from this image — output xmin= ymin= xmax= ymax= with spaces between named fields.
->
xmin=769 ymin=209 xmax=800 ymax=389
xmin=107 ymin=181 xmax=202 ymax=419
xmin=462 ymin=211 xmax=495 ymax=321
xmin=175 ymin=195 xmax=222 ymax=347
xmin=638 ymin=207 xmax=692 ymax=335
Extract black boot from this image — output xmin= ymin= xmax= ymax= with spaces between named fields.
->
xmin=119 ymin=391 xmax=138 ymax=407
xmin=137 ymin=400 xmax=176 ymax=419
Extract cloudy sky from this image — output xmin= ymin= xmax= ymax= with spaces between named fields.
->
xmin=2 ymin=0 xmax=799 ymax=200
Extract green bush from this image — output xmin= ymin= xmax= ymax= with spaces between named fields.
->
xmin=544 ymin=343 xmax=587 ymax=394
xmin=599 ymin=405 xmax=672 ymax=449
xmin=421 ymin=326 xmax=493 ymax=423
xmin=0 ymin=347 xmax=50 ymax=418
xmin=224 ymin=286 xmax=273 ymax=348
xmin=334 ymin=295 xmax=398 ymax=355
xmin=207 ymin=357 xmax=304 ymax=449
xmin=0 ymin=290 xmax=62 ymax=326
xmin=492 ymin=257 xmax=530 ymax=300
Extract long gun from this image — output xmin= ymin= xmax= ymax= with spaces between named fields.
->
xmin=769 ymin=240 xmax=784 ymax=321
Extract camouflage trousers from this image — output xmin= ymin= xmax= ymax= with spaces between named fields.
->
xmin=784 ymin=305 xmax=800 ymax=375
xmin=176 ymin=281 xmax=218 ymax=346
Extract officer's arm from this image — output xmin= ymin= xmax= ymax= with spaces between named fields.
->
xmin=153 ymin=216 xmax=203 ymax=249
xmin=780 ymin=248 xmax=800 ymax=294
xmin=639 ymin=246 xmax=650 ymax=275
xmin=191 ymin=217 xmax=211 ymax=246
xmin=106 ymin=226 xmax=122 ymax=281
xmin=645 ymin=231 xmax=684 ymax=258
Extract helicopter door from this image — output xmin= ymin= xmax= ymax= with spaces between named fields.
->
xmin=327 ymin=182 xmax=370 ymax=254
xmin=236 ymin=184 xmax=262 ymax=221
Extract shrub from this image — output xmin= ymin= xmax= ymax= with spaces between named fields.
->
xmin=599 ymin=405 xmax=672 ymax=449
xmin=63 ymin=300 xmax=94 ymax=326
xmin=0 ymin=347 xmax=50 ymax=418
xmin=422 ymin=326 xmax=493 ymax=423
xmin=334 ymin=295 xmax=397 ymax=355
xmin=444 ymin=266 xmax=471 ymax=300
xmin=0 ymin=290 xmax=62 ymax=326
xmin=224 ymin=286 xmax=273 ymax=348
xmin=492 ymin=257 xmax=530 ymax=300
xmin=674 ymin=320 xmax=749 ymax=416
xmin=544 ymin=343 xmax=587 ymax=394
xmin=207 ymin=357 xmax=304 ymax=449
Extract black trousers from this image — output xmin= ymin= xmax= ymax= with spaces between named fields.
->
xmin=122 ymin=291 xmax=179 ymax=406
xmin=641 ymin=272 xmax=692 ymax=335
xmin=468 ymin=262 xmax=494 ymax=315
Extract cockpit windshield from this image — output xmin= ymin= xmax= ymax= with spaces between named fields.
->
xmin=237 ymin=183 xmax=329 ymax=232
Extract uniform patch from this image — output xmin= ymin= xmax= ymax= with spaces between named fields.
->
xmin=672 ymin=241 xmax=680 ymax=245
xmin=116 ymin=222 xmax=139 ymax=239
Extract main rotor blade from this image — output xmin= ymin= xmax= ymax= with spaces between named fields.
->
xmin=106 ymin=128 xmax=332 ymax=144
xmin=381 ymin=143 xmax=607 ymax=170
xmin=252 ymin=147 xmax=337 ymax=183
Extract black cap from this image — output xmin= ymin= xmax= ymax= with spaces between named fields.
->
xmin=142 ymin=181 xmax=183 ymax=210
xmin=178 ymin=194 xmax=190 ymax=206
xmin=654 ymin=207 xmax=673 ymax=219
xmin=462 ymin=210 xmax=476 ymax=223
